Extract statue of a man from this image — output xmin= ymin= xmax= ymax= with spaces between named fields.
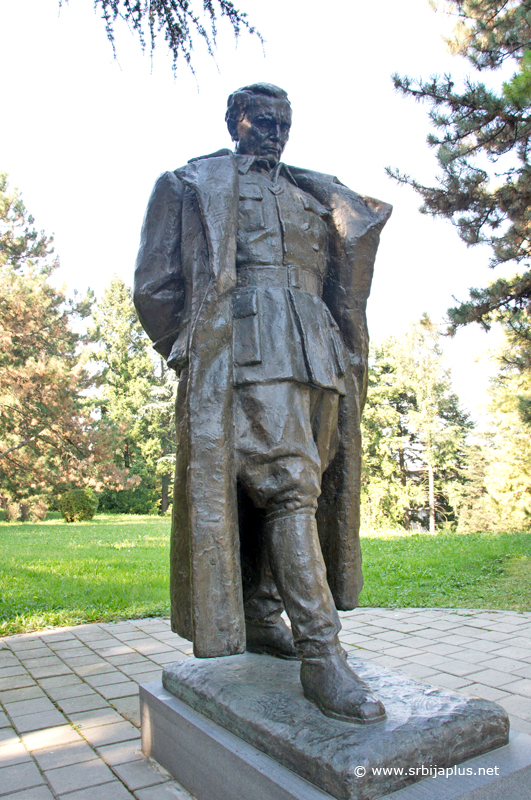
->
xmin=134 ymin=83 xmax=392 ymax=724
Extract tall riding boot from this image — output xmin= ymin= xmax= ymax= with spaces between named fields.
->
xmin=265 ymin=510 xmax=386 ymax=724
xmin=244 ymin=556 xmax=298 ymax=660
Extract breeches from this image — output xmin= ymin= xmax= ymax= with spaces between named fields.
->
xmin=234 ymin=381 xmax=340 ymax=517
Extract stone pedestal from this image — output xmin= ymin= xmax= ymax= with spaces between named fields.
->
xmin=140 ymin=653 xmax=518 ymax=800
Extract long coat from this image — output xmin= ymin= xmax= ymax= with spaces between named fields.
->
xmin=134 ymin=150 xmax=392 ymax=658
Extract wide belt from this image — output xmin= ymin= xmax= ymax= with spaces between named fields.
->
xmin=236 ymin=264 xmax=322 ymax=295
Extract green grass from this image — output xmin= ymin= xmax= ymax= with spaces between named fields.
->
xmin=1 ymin=517 xmax=530 ymax=636
xmin=359 ymin=530 xmax=531 ymax=612
xmin=0 ymin=514 xmax=171 ymax=636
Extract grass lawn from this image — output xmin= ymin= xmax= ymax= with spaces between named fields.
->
xmin=1 ymin=515 xmax=530 ymax=635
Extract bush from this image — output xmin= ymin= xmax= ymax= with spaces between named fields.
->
xmin=29 ymin=499 xmax=48 ymax=522
xmin=60 ymin=488 xmax=99 ymax=523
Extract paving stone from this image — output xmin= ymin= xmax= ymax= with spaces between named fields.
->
xmin=130 ymin=672 xmax=163 ymax=686
xmin=68 ymin=709 xmax=124 ymax=730
xmin=407 ymin=651 xmax=449 ymax=667
xmin=75 ymin=662 xmax=118 ymax=677
xmin=96 ymin=738 xmax=143 ymax=766
xmin=27 ymin=663 xmax=73 ymax=679
xmin=479 ymin=655 xmax=529 ymax=673
xmin=85 ymin=671 xmax=133 ymax=687
xmin=428 ymin=673 xmax=473 ymax=690
xmin=114 ymin=632 xmax=153 ymax=643
xmin=81 ymin=720 xmax=139 ymax=747
xmin=4 ymin=697 xmax=57 ymax=717
xmin=434 ymin=658 xmax=482 ymax=677
xmin=0 ymin=786 xmax=55 ymax=800
xmin=113 ymin=759 xmax=169 ymax=791
xmin=377 ymin=645 xmax=423 ymax=659
xmin=394 ymin=662 xmax=438 ymax=680
xmin=509 ymin=716 xmax=531 ymax=735
xmin=462 ymin=683 xmax=512 ymax=702
xmin=436 ymin=634 xmax=476 ymax=646
xmin=87 ymin=638 xmax=123 ymax=650
xmin=39 ymin=633 xmax=76 ymax=643
xmin=94 ymin=646 xmax=136 ymax=658
xmin=22 ymin=724 xmax=83 ymax=751
xmin=97 ymin=681 xmax=139 ymax=700
xmin=467 ymin=667 xmax=523 ymax=688
xmin=0 ymin=665 xmax=30 ymax=678
xmin=60 ymin=654 xmax=108 ymax=667
xmin=33 ymin=740 xmax=99 ymax=770
xmin=134 ymin=781 xmax=193 ymax=799
xmin=107 ymin=654 xmax=149 ymax=667
xmin=45 ymin=757 xmax=115 ymax=794
xmin=0 ymin=760 xmax=45 ymax=795
xmin=0 ymin=728 xmax=19 ymax=745
xmin=119 ymin=661 xmax=160 ymax=676
xmin=44 ymin=683 xmax=96 ymax=701
xmin=21 ymin=656 xmax=65 ymax=669
xmin=491 ymin=644 xmax=531 ymax=661
xmin=111 ymin=696 xmax=141 ymax=727
xmin=1 ymin=684 xmax=46 ymax=704
xmin=132 ymin=642 xmax=175 ymax=656
xmin=422 ymin=643 xmax=462 ymax=656
xmin=47 ymin=639 xmax=88 ymax=650
xmin=56 ymin=693 xmax=110 ymax=713
xmin=368 ymin=655 xmax=405 ymax=670
xmin=38 ymin=674 xmax=84 ymax=690
xmin=497 ymin=678 xmax=531 ymax=698
xmin=147 ymin=652 xmax=185 ymax=666
xmin=497 ymin=693 xmax=531 ymax=721
xmin=0 ymin=674 xmax=36 ymax=691
xmin=0 ymin=740 xmax=32 ymax=768
xmin=8 ymin=641 xmax=50 ymax=652
xmin=13 ymin=708 xmax=68 ymax=733
xmin=0 ymin=712 xmax=8 ymax=728
xmin=55 ymin=779 xmax=137 ymax=799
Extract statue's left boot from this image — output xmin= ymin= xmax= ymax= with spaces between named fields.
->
xmin=265 ymin=510 xmax=386 ymax=724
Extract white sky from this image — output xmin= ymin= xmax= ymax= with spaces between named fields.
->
xmin=0 ymin=0 xmax=512 ymax=420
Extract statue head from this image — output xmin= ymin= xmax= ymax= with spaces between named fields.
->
xmin=226 ymin=83 xmax=292 ymax=168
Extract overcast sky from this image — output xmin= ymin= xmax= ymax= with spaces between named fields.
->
xmin=0 ymin=0 xmax=512 ymax=420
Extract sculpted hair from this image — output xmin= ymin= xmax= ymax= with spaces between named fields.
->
xmin=225 ymin=83 xmax=291 ymax=141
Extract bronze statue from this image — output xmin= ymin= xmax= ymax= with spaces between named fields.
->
xmin=134 ymin=83 xmax=392 ymax=724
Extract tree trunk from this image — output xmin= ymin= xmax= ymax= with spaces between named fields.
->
xmin=428 ymin=462 xmax=436 ymax=535
xmin=160 ymin=473 xmax=169 ymax=514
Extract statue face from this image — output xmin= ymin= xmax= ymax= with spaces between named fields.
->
xmin=235 ymin=96 xmax=291 ymax=167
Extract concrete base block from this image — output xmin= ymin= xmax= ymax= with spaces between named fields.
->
xmin=140 ymin=681 xmax=531 ymax=800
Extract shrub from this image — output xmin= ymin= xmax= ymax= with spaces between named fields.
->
xmin=29 ymin=499 xmax=48 ymax=522
xmin=6 ymin=502 xmax=20 ymax=522
xmin=60 ymin=488 xmax=99 ymax=523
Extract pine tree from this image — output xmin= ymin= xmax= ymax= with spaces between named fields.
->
xmin=389 ymin=1 xmax=531 ymax=332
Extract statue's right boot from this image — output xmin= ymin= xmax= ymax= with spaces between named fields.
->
xmin=244 ymin=559 xmax=298 ymax=660
xmin=265 ymin=511 xmax=386 ymax=724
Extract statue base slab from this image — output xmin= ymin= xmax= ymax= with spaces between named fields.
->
xmin=140 ymin=653 xmax=522 ymax=800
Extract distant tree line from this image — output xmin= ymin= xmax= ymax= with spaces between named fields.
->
xmin=2 ymin=170 xmax=531 ymax=530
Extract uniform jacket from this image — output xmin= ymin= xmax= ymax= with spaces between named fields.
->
xmin=134 ymin=149 xmax=392 ymax=657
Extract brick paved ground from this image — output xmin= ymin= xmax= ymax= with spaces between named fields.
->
xmin=1 ymin=608 xmax=531 ymax=798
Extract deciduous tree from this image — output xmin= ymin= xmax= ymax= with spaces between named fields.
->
xmin=0 ymin=174 xmax=130 ymax=515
